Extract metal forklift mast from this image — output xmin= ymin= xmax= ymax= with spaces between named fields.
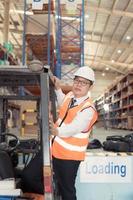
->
xmin=0 ymin=68 xmax=55 ymax=200
xmin=44 ymin=0 xmax=57 ymax=198
xmin=0 ymin=99 xmax=7 ymax=142
xmin=40 ymin=72 xmax=53 ymax=200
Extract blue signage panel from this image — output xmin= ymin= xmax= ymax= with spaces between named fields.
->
xmin=80 ymin=156 xmax=132 ymax=183
xmin=76 ymin=155 xmax=133 ymax=200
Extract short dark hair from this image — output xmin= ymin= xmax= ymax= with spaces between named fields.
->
xmin=89 ymin=80 xmax=93 ymax=86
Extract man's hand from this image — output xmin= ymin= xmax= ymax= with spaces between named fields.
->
xmin=52 ymin=76 xmax=61 ymax=90
xmin=49 ymin=113 xmax=59 ymax=136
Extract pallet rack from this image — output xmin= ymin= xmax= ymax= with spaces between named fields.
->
xmin=95 ymin=72 xmax=133 ymax=130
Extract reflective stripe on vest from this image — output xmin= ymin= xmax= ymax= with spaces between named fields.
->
xmin=55 ymin=137 xmax=87 ymax=152
xmin=52 ymin=92 xmax=98 ymax=160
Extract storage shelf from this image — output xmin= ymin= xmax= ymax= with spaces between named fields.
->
xmin=95 ymin=72 xmax=133 ymax=130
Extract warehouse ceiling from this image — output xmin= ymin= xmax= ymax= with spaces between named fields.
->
xmin=0 ymin=0 xmax=133 ymax=99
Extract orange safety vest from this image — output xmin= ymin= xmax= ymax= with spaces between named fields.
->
xmin=52 ymin=92 xmax=98 ymax=161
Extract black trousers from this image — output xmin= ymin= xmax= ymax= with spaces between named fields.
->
xmin=21 ymin=151 xmax=44 ymax=194
xmin=0 ymin=151 xmax=14 ymax=179
xmin=52 ymin=157 xmax=81 ymax=200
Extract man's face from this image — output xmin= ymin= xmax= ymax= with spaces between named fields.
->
xmin=72 ymin=76 xmax=92 ymax=98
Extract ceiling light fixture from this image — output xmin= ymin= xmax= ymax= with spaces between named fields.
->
xmin=126 ymin=36 xmax=131 ymax=40
xmin=10 ymin=9 xmax=33 ymax=15
xmin=85 ymin=15 xmax=89 ymax=18
xmin=102 ymin=72 xmax=105 ymax=76
xmin=111 ymin=60 xmax=115 ymax=63
xmin=106 ymin=67 xmax=109 ymax=71
xmin=60 ymin=16 xmax=80 ymax=21
xmin=117 ymin=49 xmax=122 ymax=54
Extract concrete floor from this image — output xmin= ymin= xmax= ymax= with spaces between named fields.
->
xmin=92 ymin=126 xmax=133 ymax=143
xmin=87 ymin=126 xmax=133 ymax=153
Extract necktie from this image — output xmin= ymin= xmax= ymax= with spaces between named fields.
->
xmin=70 ymin=98 xmax=76 ymax=108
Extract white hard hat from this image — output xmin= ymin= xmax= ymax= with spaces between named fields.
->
xmin=74 ymin=66 xmax=95 ymax=82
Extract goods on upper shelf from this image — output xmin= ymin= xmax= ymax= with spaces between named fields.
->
xmin=0 ymin=43 xmax=18 ymax=65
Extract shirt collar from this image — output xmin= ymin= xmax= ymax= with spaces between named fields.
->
xmin=73 ymin=94 xmax=89 ymax=105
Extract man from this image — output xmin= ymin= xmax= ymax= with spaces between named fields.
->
xmin=49 ymin=66 xmax=98 ymax=200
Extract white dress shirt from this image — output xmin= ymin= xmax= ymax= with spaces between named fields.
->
xmin=55 ymin=89 xmax=95 ymax=138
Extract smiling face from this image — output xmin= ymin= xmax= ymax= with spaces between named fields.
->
xmin=72 ymin=76 xmax=92 ymax=98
